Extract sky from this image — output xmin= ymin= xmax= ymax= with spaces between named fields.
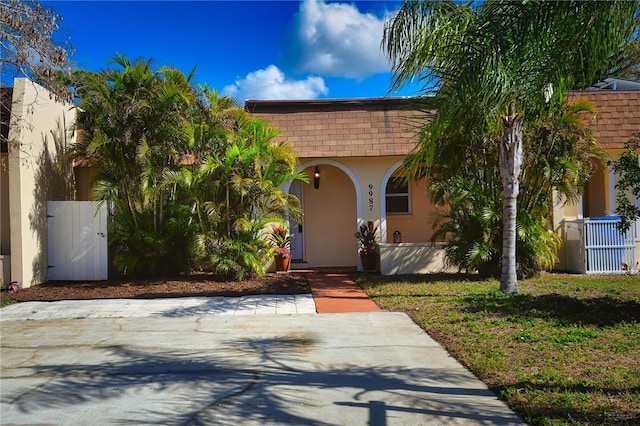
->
xmin=41 ymin=0 xmax=424 ymax=104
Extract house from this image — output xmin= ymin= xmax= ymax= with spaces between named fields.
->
xmin=247 ymin=88 xmax=640 ymax=275
xmin=246 ymin=97 xmax=448 ymax=274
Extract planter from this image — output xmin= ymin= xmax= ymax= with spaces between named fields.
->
xmin=275 ymin=255 xmax=291 ymax=272
xmin=360 ymin=253 xmax=377 ymax=271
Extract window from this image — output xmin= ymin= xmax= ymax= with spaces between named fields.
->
xmin=386 ymin=176 xmax=410 ymax=214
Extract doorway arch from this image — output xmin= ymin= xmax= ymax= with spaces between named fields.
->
xmin=284 ymin=160 xmax=361 ymax=267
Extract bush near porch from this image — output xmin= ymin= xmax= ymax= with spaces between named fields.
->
xmin=356 ymin=273 xmax=640 ymax=426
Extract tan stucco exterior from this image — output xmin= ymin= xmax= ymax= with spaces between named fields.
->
xmin=286 ymin=155 xmax=443 ymax=270
xmin=294 ymin=156 xmax=435 ymax=267
xmin=249 ymin=98 xmax=444 ymax=271
xmin=5 ymin=78 xmax=76 ymax=287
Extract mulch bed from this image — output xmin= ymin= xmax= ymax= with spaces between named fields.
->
xmin=5 ymin=272 xmax=311 ymax=303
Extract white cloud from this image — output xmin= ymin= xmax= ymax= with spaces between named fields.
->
xmin=292 ymin=0 xmax=391 ymax=79
xmin=223 ymin=65 xmax=328 ymax=101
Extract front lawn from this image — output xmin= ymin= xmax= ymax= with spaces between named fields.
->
xmin=355 ymin=273 xmax=640 ymax=425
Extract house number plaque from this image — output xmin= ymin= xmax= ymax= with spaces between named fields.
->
xmin=368 ymin=184 xmax=374 ymax=211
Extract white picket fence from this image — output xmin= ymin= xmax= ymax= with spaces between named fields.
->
xmin=564 ymin=217 xmax=638 ymax=274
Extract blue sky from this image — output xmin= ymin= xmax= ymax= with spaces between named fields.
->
xmin=43 ymin=0 xmax=423 ymax=103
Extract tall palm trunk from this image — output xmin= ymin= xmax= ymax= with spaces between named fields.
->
xmin=499 ymin=110 xmax=523 ymax=294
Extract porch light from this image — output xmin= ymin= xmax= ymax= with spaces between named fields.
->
xmin=313 ymin=166 xmax=320 ymax=189
xmin=393 ymin=228 xmax=402 ymax=243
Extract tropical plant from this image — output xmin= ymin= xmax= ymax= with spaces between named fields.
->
xmin=355 ymin=222 xmax=379 ymax=255
xmin=73 ymin=55 xmax=198 ymax=275
xmin=429 ymin=100 xmax=601 ymax=278
xmin=384 ymin=0 xmax=639 ymax=293
xmin=163 ymin=90 xmax=306 ymax=279
xmin=190 ymin=220 xmax=273 ymax=281
xmin=73 ymin=55 xmax=307 ymax=279
xmin=110 ymin=202 xmax=196 ymax=276
xmin=267 ymin=224 xmax=294 ymax=258
xmin=611 ymin=131 xmax=640 ymax=233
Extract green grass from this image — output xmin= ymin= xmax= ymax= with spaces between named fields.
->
xmin=0 ymin=292 xmax=14 ymax=308
xmin=355 ymin=273 xmax=640 ymax=425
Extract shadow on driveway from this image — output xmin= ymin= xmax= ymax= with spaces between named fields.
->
xmin=1 ymin=313 xmax=524 ymax=425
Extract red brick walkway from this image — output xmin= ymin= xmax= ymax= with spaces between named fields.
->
xmin=306 ymin=272 xmax=380 ymax=313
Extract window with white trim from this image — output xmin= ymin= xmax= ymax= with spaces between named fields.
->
xmin=385 ymin=176 xmax=410 ymax=214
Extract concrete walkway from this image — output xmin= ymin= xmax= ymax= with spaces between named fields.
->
xmin=0 ymin=273 xmax=525 ymax=425
xmin=0 ymin=293 xmax=317 ymax=320
xmin=308 ymin=272 xmax=380 ymax=313
xmin=0 ymin=271 xmax=378 ymax=321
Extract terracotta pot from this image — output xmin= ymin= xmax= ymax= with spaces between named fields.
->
xmin=275 ymin=255 xmax=291 ymax=272
xmin=360 ymin=253 xmax=377 ymax=271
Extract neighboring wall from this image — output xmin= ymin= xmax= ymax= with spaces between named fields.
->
xmin=0 ymin=152 xmax=9 ymax=283
xmin=7 ymin=78 xmax=76 ymax=287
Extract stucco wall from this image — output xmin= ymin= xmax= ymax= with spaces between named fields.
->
xmin=74 ymin=166 xmax=99 ymax=201
xmin=385 ymin=179 xmax=439 ymax=243
xmin=380 ymin=243 xmax=453 ymax=275
xmin=8 ymin=78 xmax=76 ymax=288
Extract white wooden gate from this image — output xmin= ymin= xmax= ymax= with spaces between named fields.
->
xmin=47 ymin=201 xmax=108 ymax=280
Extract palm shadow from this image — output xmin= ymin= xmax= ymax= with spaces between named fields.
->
xmin=460 ymin=292 xmax=640 ymax=326
xmin=3 ymin=335 xmax=522 ymax=425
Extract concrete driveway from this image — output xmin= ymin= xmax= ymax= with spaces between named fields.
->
xmin=1 ymin=304 xmax=523 ymax=425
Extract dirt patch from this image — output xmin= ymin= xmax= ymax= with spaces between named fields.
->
xmin=6 ymin=273 xmax=311 ymax=303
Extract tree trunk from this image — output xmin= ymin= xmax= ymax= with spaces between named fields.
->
xmin=499 ymin=111 xmax=523 ymax=294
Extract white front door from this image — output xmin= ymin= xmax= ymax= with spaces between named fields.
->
xmin=289 ymin=180 xmax=304 ymax=261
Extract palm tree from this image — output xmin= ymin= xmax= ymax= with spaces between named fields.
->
xmin=74 ymin=55 xmax=198 ymax=275
xmin=74 ymin=55 xmax=305 ymax=278
xmin=428 ymin=100 xmax=601 ymax=278
xmin=384 ymin=0 xmax=639 ymax=293
xmin=161 ymin=91 xmax=306 ymax=279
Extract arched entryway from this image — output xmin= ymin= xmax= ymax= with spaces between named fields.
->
xmin=287 ymin=162 xmax=359 ymax=268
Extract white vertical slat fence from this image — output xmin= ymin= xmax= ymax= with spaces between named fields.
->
xmin=584 ymin=218 xmax=637 ymax=274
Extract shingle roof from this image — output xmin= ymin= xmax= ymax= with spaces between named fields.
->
xmin=246 ymin=98 xmax=430 ymax=158
xmin=249 ymin=92 xmax=639 ymax=157
xmin=567 ymin=90 xmax=640 ymax=150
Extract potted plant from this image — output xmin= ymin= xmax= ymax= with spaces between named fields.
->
xmin=355 ymin=221 xmax=379 ymax=271
xmin=268 ymin=224 xmax=294 ymax=272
